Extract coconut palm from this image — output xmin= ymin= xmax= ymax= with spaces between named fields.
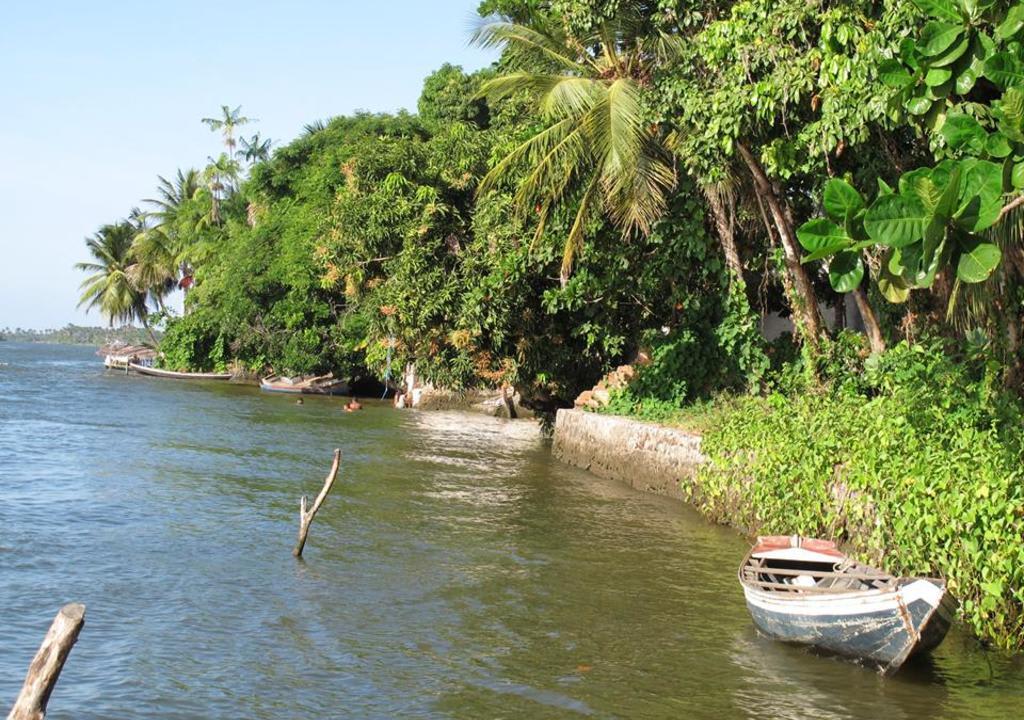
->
xmin=239 ymin=133 xmax=272 ymax=165
xmin=75 ymin=221 xmax=157 ymax=343
xmin=131 ymin=169 xmax=204 ymax=300
xmin=201 ymin=105 xmax=253 ymax=156
xmin=473 ymin=7 xmax=680 ymax=282
xmin=146 ymin=168 xmax=201 ymax=222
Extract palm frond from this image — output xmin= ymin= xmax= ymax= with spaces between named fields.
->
xmin=471 ymin=17 xmax=587 ymax=74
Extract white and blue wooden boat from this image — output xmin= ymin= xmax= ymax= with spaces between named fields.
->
xmin=739 ymin=536 xmax=956 ymax=674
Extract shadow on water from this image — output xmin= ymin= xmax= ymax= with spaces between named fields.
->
xmin=1 ymin=343 xmax=1024 ymax=719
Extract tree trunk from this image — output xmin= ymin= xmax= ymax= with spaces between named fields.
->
xmin=703 ymin=185 xmax=744 ymax=283
xmin=8 ymin=604 xmax=85 ymax=720
xmin=834 ymin=294 xmax=847 ymax=331
xmin=851 ymin=287 xmax=885 ymax=354
xmin=140 ymin=316 xmax=159 ymax=347
xmin=737 ymin=142 xmax=824 ymax=347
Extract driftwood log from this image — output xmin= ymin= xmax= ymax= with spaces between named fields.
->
xmin=8 ymin=603 xmax=85 ymax=720
xmin=293 ymin=449 xmax=342 ymax=557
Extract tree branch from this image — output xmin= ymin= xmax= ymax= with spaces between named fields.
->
xmin=293 ymin=449 xmax=342 ymax=557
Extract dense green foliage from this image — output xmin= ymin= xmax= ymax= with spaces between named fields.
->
xmin=691 ymin=338 xmax=1024 ymax=649
xmin=73 ymin=0 xmax=1024 ymax=647
xmin=797 ymin=0 xmax=1024 ymax=303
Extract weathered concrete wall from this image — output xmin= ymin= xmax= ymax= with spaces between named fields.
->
xmin=552 ymin=409 xmax=704 ymax=500
xmin=412 ymin=387 xmax=534 ymax=419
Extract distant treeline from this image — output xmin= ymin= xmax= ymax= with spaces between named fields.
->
xmin=0 ymin=324 xmax=156 ymax=346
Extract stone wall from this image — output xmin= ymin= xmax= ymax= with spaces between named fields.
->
xmin=552 ymin=409 xmax=705 ymax=500
xmin=412 ymin=387 xmax=534 ymax=419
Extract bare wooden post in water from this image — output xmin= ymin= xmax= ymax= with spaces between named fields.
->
xmin=293 ymin=449 xmax=342 ymax=557
xmin=7 ymin=603 xmax=85 ymax=720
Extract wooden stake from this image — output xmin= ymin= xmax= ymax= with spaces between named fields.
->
xmin=293 ymin=449 xmax=342 ymax=557
xmin=8 ymin=603 xmax=85 ymax=720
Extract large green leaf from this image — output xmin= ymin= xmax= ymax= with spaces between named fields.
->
xmin=929 ymin=36 xmax=970 ymax=68
xmin=864 ymin=193 xmax=930 ymax=247
xmin=940 ymin=112 xmax=987 ymax=153
xmin=1013 ymin=161 xmax=1024 ymax=189
xmin=878 ymin=267 xmax=912 ymax=303
xmin=796 ymin=218 xmax=850 ymax=258
xmin=956 ymin=240 xmax=1002 ymax=282
xmin=913 ymin=0 xmax=964 ymax=22
xmin=956 ymin=159 xmax=1004 ymax=230
xmin=920 ymin=22 xmax=964 ymax=57
xmin=934 ymin=164 xmax=963 ymax=221
xmin=899 ymin=167 xmax=934 ymax=198
xmin=984 ymin=131 xmax=1012 ymax=158
xmin=996 ymin=4 xmax=1024 ymax=39
xmin=906 ymin=94 xmax=935 ymax=116
xmin=925 ymin=67 xmax=953 ymax=86
xmin=828 ymin=251 xmax=865 ymax=293
xmin=985 ymin=52 xmax=1024 ymax=89
xmin=823 ymin=179 xmax=865 ymax=222
xmin=955 ymin=65 xmax=978 ymax=94
xmin=878 ymin=59 xmax=913 ymax=88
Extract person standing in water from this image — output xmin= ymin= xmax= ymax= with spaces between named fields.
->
xmin=345 ymin=397 xmax=362 ymax=412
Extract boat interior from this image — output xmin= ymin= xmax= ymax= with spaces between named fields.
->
xmin=741 ymin=539 xmax=897 ymax=595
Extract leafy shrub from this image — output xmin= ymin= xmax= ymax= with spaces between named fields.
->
xmin=694 ymin=341 xmax=1024 ymax=649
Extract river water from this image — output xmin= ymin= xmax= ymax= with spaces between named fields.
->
xmin=0 ymin=342 xmax=1022 ymax=719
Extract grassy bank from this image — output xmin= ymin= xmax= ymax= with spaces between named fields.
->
xmin=602 ymin=339 xmax=1024 ymax=650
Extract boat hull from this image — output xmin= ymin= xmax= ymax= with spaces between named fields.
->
xmin=259 ymin=380 xmax=348 ymax=395
xmin=129 ymin=363 xmax=232 ymax=380
xmin=743 ymin=579 xmax=955 ymax=673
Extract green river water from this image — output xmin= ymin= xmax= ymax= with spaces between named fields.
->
xmin=0 ymin=342 xmax=1022 ymax=719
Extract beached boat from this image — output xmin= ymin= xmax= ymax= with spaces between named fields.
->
xmin=260 ymin=373 xmax=348 ymax=395
xmin=738 ymin=535 xmax=956 ymax=674
xmin=129 ymin=363 xmax=232 ymax=380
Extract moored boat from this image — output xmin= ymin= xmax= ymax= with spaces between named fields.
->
xmin=129 ymin=363 xmax=232 ymax=380
xmin=259 ymin=373 xmax=348 ymax=395
xmin=738 ymin=535 xmax=956 ymax=674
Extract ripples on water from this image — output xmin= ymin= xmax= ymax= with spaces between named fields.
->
xmin=0 ymin=343 xmax=1022 ymax=719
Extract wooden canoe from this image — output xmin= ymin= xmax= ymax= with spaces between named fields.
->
xmin=738 ymin=535 xmax=956 ymax=674
xmin=129 ymin=363 xmax=232 ymax=380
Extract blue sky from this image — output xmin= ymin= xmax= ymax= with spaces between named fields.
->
xmin=0 ymin=0 xmax=495 ymax=329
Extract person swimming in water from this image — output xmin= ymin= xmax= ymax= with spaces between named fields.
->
xmin=344 ymin=397 xmax=362 ymax=412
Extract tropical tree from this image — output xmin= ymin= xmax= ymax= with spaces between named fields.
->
xmin=239 ymin=133 xmax=272 ymax=165
xmin=133 ymin=169 xmax=204 ymax=295
xmin=201 ymin=105 xmax=253 ymax=156
xmin=202 ymin=153 xmax=242 ymax=225
xmin=472 ymin=5 xmax=679 ymax=283
xmin=75 ymin=221 xmax=157 ymax=343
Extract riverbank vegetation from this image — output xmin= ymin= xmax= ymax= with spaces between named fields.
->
xmin=75 ymin=0 xmax=1024 ymax=647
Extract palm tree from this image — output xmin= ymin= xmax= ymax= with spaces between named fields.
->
xmin=473 ymin=7 xmax=679 ymax=283
xmin=75 ymin=221 xmax=157 ymax=343
xmin=140 ymin=168 xmax=202 ymax=284
xmin=146 ymin=168 xmax=201 ymax=220
xmin=302 ymin=119 xmax=327 ymax=137
xmin=201 ymin=105 xmax=253 ymax=156
xmin=239 ymin=133 xmax=272 ymax=165
xmin=202 ymin=153 xmax=241 ymax=226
